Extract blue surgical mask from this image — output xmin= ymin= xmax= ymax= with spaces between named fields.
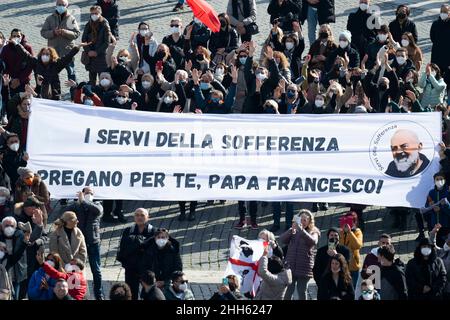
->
xmin=199 ymin=82 xmax=210 ymax=90
xmin=211 ymin=97 xmax=220 ymax=103
xmin=239 ymin=57 xmax=247 ymax=65
xmin=56 ymin=5 xmax=66 ymax=15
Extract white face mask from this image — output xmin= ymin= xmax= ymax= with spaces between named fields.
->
xmin=3 ymin=226 xmax=16 ymax=238
xmin=46 ymin=260 xmax=55 ymax=268
xmin=440 ymin=13 xmax=449 ymax=21
xmin=142 ymin=81 xmax=152 ymax=89
xmin=396 ymin=56 xmax=406 ymax=65
xmin=178 ymin=283 xmax=188 ymax=292
xmin=339 ymin=40 xmax=349 ymax=49
xmin=285 ymin=42 xmax=294 ymax=50
xmin=315 ymin=99 xmax=325 ymax=107
xmin=401 ymin=39 xmax=409 ymax=47
xmin=9 ymin=142 xmax=19 ymax=152
xmin=0 ymin=197 xmax=6 ymax=205
xmin=91 ymin=14 xmax=100 ymax=22
xmin=116 ymin=97 xmax=127 ymax=105
xmin=171 ymin=26 xmax=181 ymax=34
xmin=444 ymin=243 xmax=450 ymax=251
xmin=164 ymin=97 xmax=173 ymax=105
xmin=12 ymin=37 xmax=21 ymax=45
xmin=378 ymin=34 xmax=388 ymax=42
xmin=84 ymin=194 xmax=94 ymax=202
xmin=256 ymin=73 xmax=267 ymax=81
xmin=100 ymin=78 xmax=111 ymax=87
xmin=139 ymin=30 xmax=149 ymax=37
xmin=359 ymin=3 xmax=369 ymax=11
xmin=84 ymin=99 xmax=94 ymax=106
xmin=65 ymin=263 xmax=75 ymax=272
xmin=41 ymin=55 xmax=50 ymax=63
xmin=435 ymin=179 xmax=445 ymax=189
xmin=156 ymin=238 xmax=168 ymax=248
xmin=0 ymin=251 xmax=5 ymax=260
xmin=421 ymin=247 xmax=432 ymax=257
xmin=215 ymin=68 xmax=224 ymax=76
xmin=118 ymin=56 xmax=129 ymax=63
xmin=362 ymin=292 xmax=374 ymax=300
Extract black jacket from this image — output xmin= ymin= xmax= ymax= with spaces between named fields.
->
xmin=301 ymin=0 xmax=335 ymax=25
xmin=65 ymin=200 xmax=103 ymax=245
xmin=347 ymin=9 xmax=377 ymax=56
xmin=116 ymin=223 xmax=155 ymax=271
xmin=405 ymin=247 xmax=447 ymax=300
xmin=317 ymin=272 xmax=355 ymax=300
xmin=103 ymin=90 xmax=141 ymax=110
xmin=363 ymin=69 xmax=400 ymax=112
xmin=389 ymin=18 xmax=418 ymax=43
xmin=209 ymin=28 xmax=239 ymax=57
xmin=430 ymin=18 xmax=450 ymax=73
xmin=183 ymin=22 xmax=211 ymax=50
xmin=267 ymin=0 xmax=302 ymax=32
xmin=97 ymin=0 xmax=120 ymax=38
xmin=390 ymin=58 xmax=415 ymax=81
xmin=106 ymin=63 xmax=133 ymax=87
xmin=162 ymin=34 xmax=187 ymax=70
xmin=2 ymin=148 xmax=27 ymax=189
xmin=142 ymin=236 xmax=183 ymax=283
xmin=209 ymin=291 xmax=243 ymax=300
xmin=142 ymin=45 xmax=177 ymax=83
xmin=325 ymin=46 xmax=360 ymax=73
xmin=313 ymin=244 xmax=350 ymax=283
xmin=140 ymin=284 xmax=166 ymax=301
xmin=380 ymin=259 xmax=408 ymax=300
xmin=1 ymin=228 xmax=27 ymax=282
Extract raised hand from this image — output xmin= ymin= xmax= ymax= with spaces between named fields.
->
xmin=191 ymin=68 xmax=200 ymax=85
xmin=131 ymin=102 xmax=138 ymax=110
xmin=231 ymin=65 xmax=238 ymax=83
xmin=264 ymin=45 xmax=274 ymax=60
xmin=65 ymin=79 xmax=77 ymax=88
xmin=173 ymin=105 xmax=182 ymax=113
xmin=2 ymin=74 xmax=11 ymax=87
xmin=248 ymin=41 xmax=256 ymax=57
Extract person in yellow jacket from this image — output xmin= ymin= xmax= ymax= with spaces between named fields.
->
xmin=339 ymin=211 xmax=363 ymax=287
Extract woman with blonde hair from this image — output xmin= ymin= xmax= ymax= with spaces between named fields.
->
xmin=280 ymin=209 xmax=320 ymax=300
xmin=308 ymin=24 xmax=337 ymax=72
xmin=49 ymin=211 xmax=87 ymax=265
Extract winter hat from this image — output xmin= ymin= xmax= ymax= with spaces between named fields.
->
xmin=339 ymin=30 xmax=352 ymax=42
xmin=17 ymin=167 xmax=33 ymax=178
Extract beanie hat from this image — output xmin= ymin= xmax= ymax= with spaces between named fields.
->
xmin=339 ymin=30 xmax=352 ymax=42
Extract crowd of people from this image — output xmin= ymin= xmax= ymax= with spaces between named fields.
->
xmin=0 ymin=0 xmax=449 ymax=300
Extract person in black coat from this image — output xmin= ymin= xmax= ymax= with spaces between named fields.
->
xmin=317 ymin=253 xmax=355 ymax=300
xmin=378 ymin=244 xmax=408 ymax=300
xmin=142 ymin=42 xmax=176 ymax=83
xmin=162 ymin=17 xmax=187 ymax=70
xmin=301 ymin=0 xmax=335 ymax=45
xmin=346 ymin=1 xmax=377 ymax=57
xmin=102 ymin=85 xmax=140 ymax=111
xmin=142 ymin=229 xmax=183 ymax=290
xmin=65 ymin=187 xmax=104 ymax=300
xmin=135 ymin=73 xmax=160 ymax=112
xmin=140 ymin=270 xmax=166 ymax=301
xmin=313 ymin=228 xmax=350 ymax=284
xmin=267 ymin=0 xmax=302 ymax=33
xmin=209 ymin=14 xmax=239 ymax=63
xmin=390 ymin=47 xmax=415 ymax=82
xmin=388 ymin=5 xmax=418 ymax=43
xmin=116 ymin=208 xmax=155 ymax=300
xmin=325 ymin=31 xmax=360 ymax=73
xmin=1 ymin=133 xmax=27 ymax=189
xmin=184 ymin=18 xmax=211 ymax=51
xmin=405 ymin=238 xmax=447 ymax=300
xmin=96 ymin=0 xmax=120 ymax=39
xmin=430 ymin=5 xmax=450 ymax=87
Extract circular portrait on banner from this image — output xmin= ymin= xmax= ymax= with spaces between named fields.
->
xmin=369 ymin=121 xmax=436 ymax=179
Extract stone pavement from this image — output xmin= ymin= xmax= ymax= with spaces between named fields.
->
xmin=0 ymin=0 xmax=443 ymax=299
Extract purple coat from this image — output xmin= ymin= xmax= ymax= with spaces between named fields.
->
xmin=280 ymin=226 xmax=320 ymax=278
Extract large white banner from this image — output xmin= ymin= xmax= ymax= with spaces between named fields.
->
xmin=27 ymin=98 xmax=441 ymax=207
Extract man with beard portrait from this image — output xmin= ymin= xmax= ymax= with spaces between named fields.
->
xmin=385 ymin=129 xmax=430 ymax=178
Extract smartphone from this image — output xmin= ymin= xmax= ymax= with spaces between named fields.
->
xmin=156 ymin=60 xmax=163 ymax=71
xmin=328 ymin=241 xmax=336 ymax=251
xmin=222 ymin=278 xmax=229 ymax=286
xmin=339 ymin=216 xmax=354 ymax=230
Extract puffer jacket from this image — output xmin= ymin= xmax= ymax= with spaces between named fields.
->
xmin=418 ymin=72 xmax=447 ymax=109
xmin=40 ymin=11 xmax=80 ymax=56
xmin=339 ymin=228 xmax=363 ymax=272
xmin=280 ymin=226 xmax=320 ymax=278
xmin=255 ymin=256 xmax=292 ymax=300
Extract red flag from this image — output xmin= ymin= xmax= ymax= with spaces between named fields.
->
xmin=186 ymin=0 xmax=220 ymax=33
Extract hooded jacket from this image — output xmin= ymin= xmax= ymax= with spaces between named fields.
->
xmin=405 ymin=240 xmax=447 ymax=300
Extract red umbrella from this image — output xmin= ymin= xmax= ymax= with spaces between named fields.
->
xmin=186 ymin=0 xmax=221 ymax=33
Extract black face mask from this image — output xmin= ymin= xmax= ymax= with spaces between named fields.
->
xmin=196 ymin=54 xmax=204 ymax=61
xmin=220 ymin=20 xmax=227 ymax=28
xmin=397 ymin=12 xmax=407 ymax=19
xmin=155 ymin=51 xmax=165 ymax=60
xmin=319 ymin=32 xmax=329 ymax=39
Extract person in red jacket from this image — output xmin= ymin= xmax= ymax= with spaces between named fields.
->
xmin=0 ymin=29 xmax=34 ymax=96
xmin=42 ymin=258 xmax=87 ymax=300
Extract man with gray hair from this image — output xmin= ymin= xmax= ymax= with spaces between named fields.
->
xmin=40 ymin=0 xmax=80 ymax=81
xmin=385 ymin=129 xmax=430 ymax=178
